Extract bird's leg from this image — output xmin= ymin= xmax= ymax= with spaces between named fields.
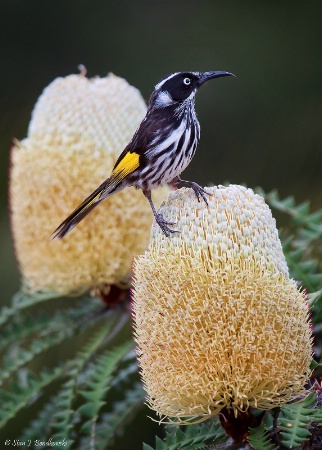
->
xmin=143 ymin=190 xmax=178 ymax=237
xmin=171 ymin=176 xmax=212 ymax=206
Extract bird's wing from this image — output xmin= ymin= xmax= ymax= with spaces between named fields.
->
xmin=111 ymin=109 xmax=171 ymax=178
xmin=111 ymin=150 xmax=140 ymax=180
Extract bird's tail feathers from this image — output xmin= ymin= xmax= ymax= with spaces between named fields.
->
xmin=52 ymin=176 xmax=120 ymax=239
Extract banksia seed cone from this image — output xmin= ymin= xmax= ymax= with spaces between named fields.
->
xmin=10 ymin=72 xmax=169 ymax=294
xmin=133 ymin=185 xmax=312 ymax=421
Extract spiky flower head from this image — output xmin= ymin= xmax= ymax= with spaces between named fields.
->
xmin=10 ymin=71 xmax=169 ymax=295
xmin=133 ymin=185 xmax=312 ymax=421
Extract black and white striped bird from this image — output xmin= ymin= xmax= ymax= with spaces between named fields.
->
xmin=53 ymin=71 xmax=234 ymax=238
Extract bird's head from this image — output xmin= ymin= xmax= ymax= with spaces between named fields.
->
xmin=150 ymin=71 xmax=234 ymax=109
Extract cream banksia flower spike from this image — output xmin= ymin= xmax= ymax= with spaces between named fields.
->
xmin=133 ymin=185 xmax=312 ymax=422
xmin=10 ymin=70 xmax=169 ymax=295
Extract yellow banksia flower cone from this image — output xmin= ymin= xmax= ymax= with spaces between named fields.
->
xmin=10 ymin=71 xmax=169 ymax=295
xmin=133 ymin=185 xmax=312 ymax=422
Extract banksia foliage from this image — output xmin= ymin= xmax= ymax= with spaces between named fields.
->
xmin=10 ymin=71 xmax=169 ymax=294
xmin=133 ymin=185 xmax=312 ymax=421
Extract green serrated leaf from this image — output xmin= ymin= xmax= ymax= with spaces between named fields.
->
xmin=308 ymin=289 xmax=322 ymax=306
xmin=78 ymin=382 xmax=145 ymax=450
xmin=310 ymin=359 xmax=322 ymax=371
xmin=79 ymin=388 xmax=105 ymax=402
xmin=50 ymin=322 xmax=115 ymax=447
xmin=79 ymin=400 xmax=106 ymax=418
xmin=279 ymin=392 xmax=318 ymax=448
xmin=155 ymin=435 xmax=168 ymax=450
xmin=0 ymin=290 xmax=63 ymax=327
xmin=247 ymin=421 xmax=277 ymax=450
xmin=0 ymin=332 xmax=72 ymax=385
xmin=297 ymin=259 xmax=318 ymax=272
xmin=145 ymin=419 xmax=226 ymax=450
xmin=0 ymin=368 xmax=63 ymax=428
xmin=80 ymin=419 xmax=95 ymax=435
xmin=286 ymin=248 xmax=303 ymax=263
xmin=78 ymin=340 xmax=133 ymax=439
xmin=294 ymin=201 xmax=310 ymax=216
xmin=20 ymin=396 xmax=58 ymax=442
xmin=306 ymin=272 xmax=322 ymax=286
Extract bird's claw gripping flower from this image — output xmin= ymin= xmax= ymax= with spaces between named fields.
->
xmin=133 ymin=185 xmax=312 ymax=423
xmin=10 ymin=71 xmax=169 ymax=294
xmin=52 ymin=71 xmax=234 ymax=238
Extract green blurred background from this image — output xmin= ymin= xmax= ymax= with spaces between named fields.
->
xmin=1 ymin=1 xmax=321 ymax=305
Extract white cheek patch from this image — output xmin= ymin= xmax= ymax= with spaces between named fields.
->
xmin=155 ymin=91 xmax=176 ymax=108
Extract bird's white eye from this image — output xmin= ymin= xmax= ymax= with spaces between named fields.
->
xmin=183 ymin=77 xmax=191 ymax=86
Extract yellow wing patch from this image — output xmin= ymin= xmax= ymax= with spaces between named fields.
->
xmin=112 ymin=151 xmax=140 ymax=180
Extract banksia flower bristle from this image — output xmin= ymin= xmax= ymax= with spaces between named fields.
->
xmin=10 ymin=72 xmax=169 ymax=294
xmin=133 ymin=185 xmax=312 ymax=421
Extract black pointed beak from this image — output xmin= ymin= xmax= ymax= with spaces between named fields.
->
xmin=198 ymin=71 xmax=235 ymax=87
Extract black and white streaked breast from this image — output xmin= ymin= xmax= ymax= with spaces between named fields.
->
xmin=134 ymin=97 xmax=200 ymax=190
